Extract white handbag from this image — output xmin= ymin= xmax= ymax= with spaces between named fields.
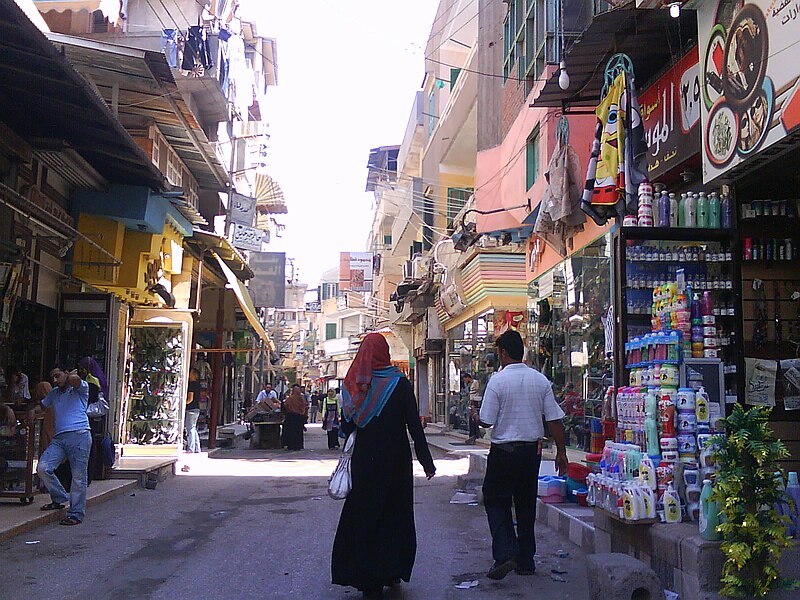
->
xmin=328 ymin=429 xmax=357 ymax=500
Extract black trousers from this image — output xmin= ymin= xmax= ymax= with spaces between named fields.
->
xmin=482 ymin=442 xmax=541 ymax=569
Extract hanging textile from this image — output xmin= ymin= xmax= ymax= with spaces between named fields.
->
xmin=181 ymin=25 xmax=213 ymax=75
xmin=227 ymin=33 xmax=255 ymax=116
xmin=161 ymin=29 xmax=179 ymax=68
xmin=218 ymin=27 xmax=231 ymax=97
xmin=582 ymin=54 xmax=648 ymax=225
xmin=534 ymin=116 xmax=585 ymax=256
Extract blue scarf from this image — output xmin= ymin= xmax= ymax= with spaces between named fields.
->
xmin=342 ymin=366 xmax=403 ymax=428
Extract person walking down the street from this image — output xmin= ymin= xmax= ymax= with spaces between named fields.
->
xmin=321 ymin=388 xmax=341 ymax=449
xmin=309 ymin=391 xmax=320 ymax=424
xmin=185 ymin=368 xmax=202 ymax=454
xmin=282 ymin=384 xmax=307 ymax=451
xmin=478 ymin=330 xmax=568 ymax=580
xmin=461 ymin=372 xmax=482 ymax=444
xmin=31 ymin=366 xmax=92 ymax=526
xmin=332 ymin=333 xmax=436 ymax=600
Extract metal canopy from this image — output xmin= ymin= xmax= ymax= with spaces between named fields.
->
xmin=0 ymin=0 xmax=164 ymax=189
xmin=45 ymin=33 xmax=229 ymax=192
xmin=533 ymin=8 xmax=697 ymax=109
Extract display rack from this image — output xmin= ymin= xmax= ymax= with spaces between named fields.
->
xmin=612 ymin=226 xmax=744 ymax=414
xmin=0 ymin=412 xmax=42 ymax=504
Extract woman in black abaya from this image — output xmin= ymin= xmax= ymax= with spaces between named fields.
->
xmin=331 ymin=333 xmax=436 ymax=599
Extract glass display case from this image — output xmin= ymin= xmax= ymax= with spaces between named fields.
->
xmin=0 ymin=412 xmax=42 ymax=504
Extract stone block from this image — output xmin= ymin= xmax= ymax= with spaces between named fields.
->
xmin=587 ymin=553 xmax=666 ymax=600
xmin=569 ymin=518 xmax=583 ymax=547
xmin=582 ymin=525 xmax=596 ymax=553
xmin=547 ymin=505 xmax=560 ymax=530
xmin=679 ymin=535 xmax=724 ymax=591
xmin=650 ymin=525 xmax=681 ymax=570
xmin=595 ymin=529 xmax=612 ymax=553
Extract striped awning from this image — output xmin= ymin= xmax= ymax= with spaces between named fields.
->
xmin=34 ymin=0 xmax=121 ymax=19
xmin=254 ymin=171 xmax=288 ymax=215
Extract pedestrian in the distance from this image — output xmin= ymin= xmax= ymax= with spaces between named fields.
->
xmin=185 ymin=368 xmax=202 ymax=453
xmin=461 ymin=372 xmax=482 ymax=444
xmin=331 ymin=333 xmax=436 ymax=599
xmin=282 ymin=384 xmax=306 ymax=450
xmin=321 ymin=388 xmax=340 ymax=449
xmin=309 ymin=391 xmax=320 ymax=424
xmin=478 ymin=330 xmax=568 ymax=580
xmin=31 ymin=366 xmax=92 ymax=526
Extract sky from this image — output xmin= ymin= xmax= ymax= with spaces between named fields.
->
xmin=240 ymin=0 xmax=440 ymax=289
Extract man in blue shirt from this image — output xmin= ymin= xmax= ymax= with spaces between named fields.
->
xmin=31 ymin=366 xmax=91 ymax=525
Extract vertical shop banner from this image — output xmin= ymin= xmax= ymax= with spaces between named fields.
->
xmin=699 ymin=0 xmax=800 ymax=182
xmin=339 ymin=252 xmax=373 ymax=292
xmin=640 ymin=47 xmax=701 ymax=180
xmin=249 ymin=252 xmax=286 ymax=308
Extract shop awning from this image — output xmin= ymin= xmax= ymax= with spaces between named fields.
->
xmin=533 ymin=7 xmax=696 ymax=108
xmin=34 ymin=0 xmax=121 ymax=19
xmin=212 ymin=252 xmax=275 ymax=351
xmin=188 ymin=230 xmax=254 ymax=280
xmin=254 ymin=171 xmax=288 ymax=215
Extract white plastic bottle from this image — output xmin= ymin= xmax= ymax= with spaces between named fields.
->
xmin=664 ymin=482 xmax=682 ymax=523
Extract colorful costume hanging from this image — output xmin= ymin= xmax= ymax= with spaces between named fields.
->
xmin=582 ymin=54 xmax=648 ymax=225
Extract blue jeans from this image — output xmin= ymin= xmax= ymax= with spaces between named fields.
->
xmin=185 ymin=409 xmax=201 ymax=453
xmin=37 ymin=429 xmax=92 ymax=521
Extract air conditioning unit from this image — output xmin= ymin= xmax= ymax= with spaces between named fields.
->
xmin=402 ymin=260 xmax=413 ymax=280
xmin=412 ymin=256 xmax=432 ymax=280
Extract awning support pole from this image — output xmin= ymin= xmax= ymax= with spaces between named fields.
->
xmin=208 ymin=291 xmax=225 ymax=449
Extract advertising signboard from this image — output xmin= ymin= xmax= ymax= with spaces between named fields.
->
xmin=339 ymin=252 xmax=374 ymax=292
xmin=639 ymin=46 xmax=701 ymax=180
xmin=229 ymin=193 xmax=256 ymax=226
xmin=249 ymin=252 xmax=286 ymax=308
xmin=699 ymin=0 xmax=800 ymax=182
xmin=230 ymin=223 xmax=264 ymax=252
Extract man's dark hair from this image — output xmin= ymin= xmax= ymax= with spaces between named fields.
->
xmin=292 ymin=383 xmax=301 ymax=389
xmin=496 ymin=330 xmax=524 ymax=361
xmin=461 ymin=372 xmax=473 ymax=380
xmin=264 ymin=381 xmax=272 ymax=387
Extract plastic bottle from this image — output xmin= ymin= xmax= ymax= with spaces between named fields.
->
xmin=684 ymin=193 xmax=697 ymax=227
xmin=664 ymin=482 xmax=682 ymax=523
xmin=622 ymin=485 xmax=639 ymax=520
xmin=708 ymin=192 xmax=721 ymax=228
xmin=645 ymin=390 xmax=661 ymax=458
xmin=787 ymin=471 xmax=800 ymax=538
xmin=691 ymin=293 xmax=703 ymax=325
xmin=640 ymin=455 xmax=658 ymax=490
xmin=678 ymin=193 xmax=687 ymax=227
xmin=696 ymin=388 xmax=710 ymax=425
xmin=697 ymin=191 xmax=708 ymax=228
xmin=669 ymin=193 xmax=679 ymax=227
xmin=700 ymin=479 xmax=722 ymax=540
xmin=721 ymin=193 xmax=733 ymax=229
xmin=658 ymin=191 xmax=670 ymax=227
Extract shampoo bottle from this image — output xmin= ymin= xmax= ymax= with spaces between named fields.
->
xmin=664 ymin=482 xmax=682 ymax=523
xmin=700 ymin=479 xmax=722 ymax=540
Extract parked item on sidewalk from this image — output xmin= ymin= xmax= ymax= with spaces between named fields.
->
xmin=332 ymin=333 xmax=436 ymax=598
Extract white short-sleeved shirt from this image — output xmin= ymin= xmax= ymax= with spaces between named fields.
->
xmin=479 ymin=363 xmax=565 ymax=443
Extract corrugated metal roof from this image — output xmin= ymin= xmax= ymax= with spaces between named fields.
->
xmin=533 ymin=8 xmax=697 ymax=109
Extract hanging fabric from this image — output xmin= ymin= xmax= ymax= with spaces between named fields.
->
xmin=181 ymin=25 xmax=213 ymax=75
xmin=534 ymin=115 xmax=585 ymax=256
xmin=582 ymin=53 xmax=648 ymax=225
xmin=218 ymin=27 xmax=231 ymax=97
xmin=227 ymin=32 xmax=255 ymax=116
xmin=161 ymin=29 xmax=179 ymax=68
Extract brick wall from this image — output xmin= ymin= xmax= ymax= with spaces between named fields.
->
xmin=501 ymin=75 xmax=528 ymax=141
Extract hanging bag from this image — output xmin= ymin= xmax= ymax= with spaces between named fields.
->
xmin=327 ymin=429 xmax=357 ymax=500
xmin=87 ymin=391 xmax=110 ymax=417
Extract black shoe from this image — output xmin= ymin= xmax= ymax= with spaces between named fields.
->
xmin=486 ymin=559 xmax=516 ymax=580
xmin=516 ymin=565 xmax=536 ymax=576
xmin=362 ymin=587 xmax=383 ymax=599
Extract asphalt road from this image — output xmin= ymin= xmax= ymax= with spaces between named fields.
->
xmin=0 ymin=425 xmax=589 ymax=599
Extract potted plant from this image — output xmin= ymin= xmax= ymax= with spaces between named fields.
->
xmin=712 ymin=404 xmax=796 ymax=598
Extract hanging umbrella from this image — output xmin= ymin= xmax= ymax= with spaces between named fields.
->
xmin=253 ymin=171 xmax=287 ymax=230
xmin=581 ymin=53 xmax=648 ymax=226
xmin=534 ymin=116 xmax=585 ymax=256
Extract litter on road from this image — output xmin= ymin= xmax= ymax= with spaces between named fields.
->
xmin=449 ymin=491 xmax=478 ymax=505
xmin=24 ymin=541 xmax=40 ymax=545
xmin=454 ymin=580 xmax=479 ymax=589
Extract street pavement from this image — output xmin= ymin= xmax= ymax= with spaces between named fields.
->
xmin=0 ymin=424 xmax=589 ymax=599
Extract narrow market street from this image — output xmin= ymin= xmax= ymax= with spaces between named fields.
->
xmin=1 ymin=425 xmax=588 ymax=600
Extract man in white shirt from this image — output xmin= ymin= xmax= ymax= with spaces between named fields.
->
xmin=246 ymin=382 xmax=279 ymax=421
xmin=478 ymin=330 xmax=567 ymax=580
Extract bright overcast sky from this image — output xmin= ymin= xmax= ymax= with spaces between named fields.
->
xmin=240 ymin=0 xmax=439 ymax=288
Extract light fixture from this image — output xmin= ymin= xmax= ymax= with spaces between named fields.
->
xmin=669 ymin=2 xmax=681 ymax=18
xmin=558 ymin=60 xmax=570 ymax=90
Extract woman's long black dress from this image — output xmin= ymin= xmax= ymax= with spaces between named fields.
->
xmin=331 ymin=377 xmax=435 ymax=592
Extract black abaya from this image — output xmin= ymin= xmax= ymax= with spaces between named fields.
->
xmin=331 ymin=377 xmax=435 ymax=592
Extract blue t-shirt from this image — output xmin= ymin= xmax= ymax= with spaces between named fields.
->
xmin=42 ymin=380 xmax=90 ymax=435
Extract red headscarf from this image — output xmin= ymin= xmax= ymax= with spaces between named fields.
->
xmin=343 ymin=333 xmax=392 ymax=406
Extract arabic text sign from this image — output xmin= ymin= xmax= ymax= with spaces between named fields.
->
xmin=249 ymin=252 xmax=286 ymax=308
xmin=639 ymin=46 xmax=701 ymax=181
xmin=339 ymin=252 xmax=373 ymax=293
xmin=230 ymin=223 xmax=264 ymax=252
xmin=699 ymin=0 xmax=800 ymax=182
xmin=230 ymin=193 xmax=256 ymax=226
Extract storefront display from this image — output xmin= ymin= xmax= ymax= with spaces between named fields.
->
xmin=0 ymin=412 xmax=41 ymax=504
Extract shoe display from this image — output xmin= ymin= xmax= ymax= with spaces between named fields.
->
xmin=486 ymin=559 xmax=516 ymax=580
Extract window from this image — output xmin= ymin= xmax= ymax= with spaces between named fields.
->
xmin=447 ymin=187 xmax=474 ymax=224
xmin=526 ymin=128 xmax=540 ymax=190
xmin=383 ymin=234 xmax=392 ymax=246
xmin=325 ymin=323 xmax=337 ymax=340
xmin=450 ymin=68 xmax=462 ymax=89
